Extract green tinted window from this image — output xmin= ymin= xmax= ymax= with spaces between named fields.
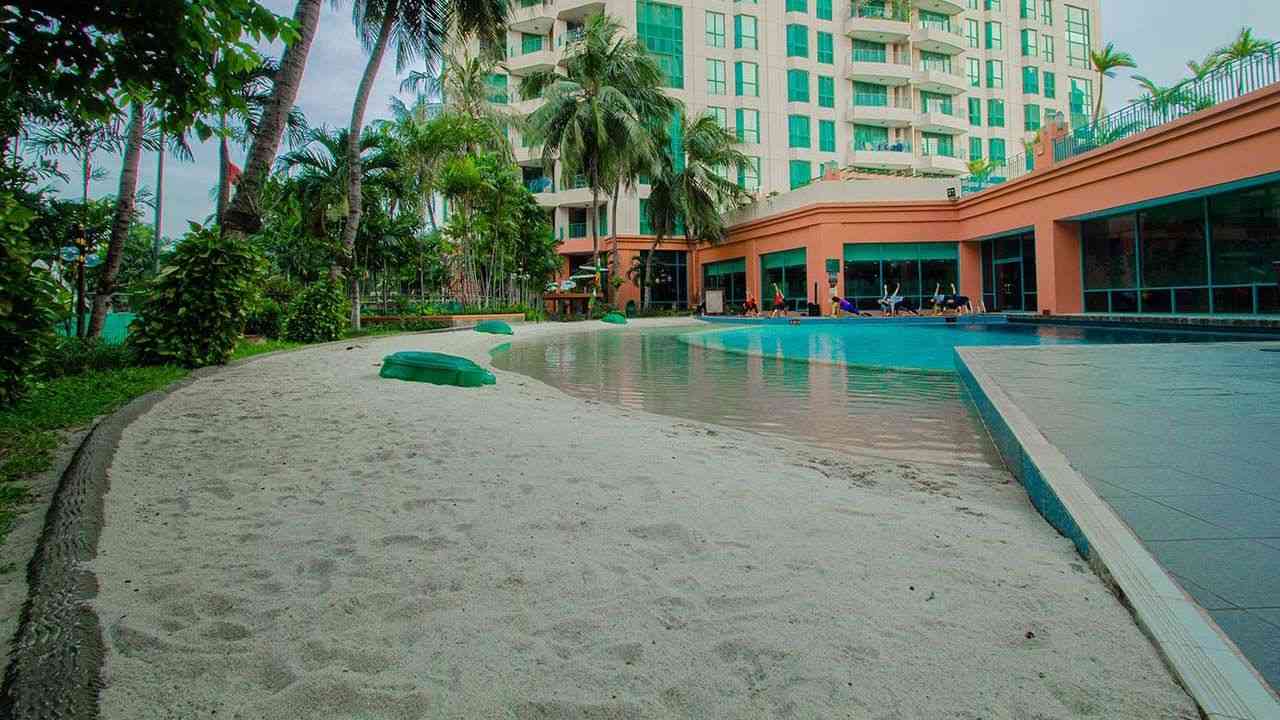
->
xmin=637 ymin=1 xmax=685 ymax=88
xmin=817 ymin=75 xmax=835 ymax=107
xmin=788 ymin=114 xmax=811 ymax=148
xmin=786 ymin=24 xmax=809 ymax=57
xmin=787 ymin=69 xmax=810 ymax=102
xmin=816 ymin=0 xmax=832 ymax=20
xmin=819 ymin=119 xmax=836 ymax=152
xmin=734 ymin=15 xmax=758 ymax=49
xmin=789 ymin=160 xmax=812 ymax=190
xmin=817 ymin=31 xmax=834 ymax=63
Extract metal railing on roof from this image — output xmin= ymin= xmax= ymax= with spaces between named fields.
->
xmin=1053 ymin=41 xmax=1280 ymax=163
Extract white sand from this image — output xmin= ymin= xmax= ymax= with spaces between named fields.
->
xmin=92 ymin=319 xmax=1197 ymax=719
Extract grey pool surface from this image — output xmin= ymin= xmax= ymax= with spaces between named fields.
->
xmin=963 ymin=341 xmax=1280 ymax=692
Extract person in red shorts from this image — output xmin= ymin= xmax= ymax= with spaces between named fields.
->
xmin=742 ymin=294 xmax=759 ymax=316
xmin=770 ymin=283 xmax=786 ymax=318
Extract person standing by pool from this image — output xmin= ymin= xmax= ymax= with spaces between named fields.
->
xmin=743 ymin=294 xmax=759 ymax=316
xmin=770 ymin=284 xmax=786 ymax=318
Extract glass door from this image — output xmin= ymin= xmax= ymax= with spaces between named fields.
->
xmin=994 ymin=260 xmax=1023 ymax=311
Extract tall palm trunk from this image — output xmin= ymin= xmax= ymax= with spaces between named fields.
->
xmin=88 ymin=103 xmax=145 ymax=338
xmin=341 ymin=5 xmax=397 ymax=331
xmin=222 ymin=0 xmax=323 ymax=243
xmin=608 ymin=180 xmax=620 ymax=306
xmin=589 ymin=169 xmax=600 ymax=302
xmin=76 ymin=143 xmax=91 ymax=337
xmin=1093 ymin=75 xmax=1105 ymax=125
xmin=153 ymin=125 xmax=165 ymax=273
xmin=217 ymin=114 xmax=232 ymax=223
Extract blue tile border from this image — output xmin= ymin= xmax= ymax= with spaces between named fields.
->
xmin=955 ymin=353 xmax=1089 ymax=557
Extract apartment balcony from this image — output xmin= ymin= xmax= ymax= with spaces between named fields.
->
xmin=843 ymin=9 xmax=910 ymax=43
xmin=506 ymin=47 xmax=556 ymax=76
xmin=844 ymin=98 xmax=913 ymax=127
xmin=556 ymin=184 xmax=606 ymax=208
xmin=512 ymin=96 xmax=542 ymax=116
xmin=914 ymin=107 xmax=967 ymax=134
xmin=508 ymin=0 xmax=554 ymax=34
xmin=846 ymin=54 xmax=913 ymax=86
xmin=556 ymin=0 xmax=605 ymax=21
xmin=849 ymin=141 xmax=914 ymax=170
xmin=914 ymin=151 xmax=968 ymax=175
xmin=524 ymin=177 xmax=559 ymax=208
xmin=911 ymin=22 xmax=966 ymax=55
xmin=913 ymin=66 xmax=967 ymax=95
xmin=914 ymin=0 xmax=965 ymax=14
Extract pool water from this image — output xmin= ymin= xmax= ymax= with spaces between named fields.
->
xmin=682 ymin=320 xmax=1260 ymax=372
xmin=490 ymin=320 xmax=1262 ymax=468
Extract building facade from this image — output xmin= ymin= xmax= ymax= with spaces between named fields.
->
xmin=496 ymin=0 xmax=1102 ymax=269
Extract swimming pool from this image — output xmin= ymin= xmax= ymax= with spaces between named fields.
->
xmin=682 ymin=318 xmax=1262 ymax=372
xmin=490 ymin=319 xmax=1266 ymax=468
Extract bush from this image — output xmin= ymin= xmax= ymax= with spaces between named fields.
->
xmin=244 ymin=298 xmax=285 ymax=339
xmin=129 ymin=224 xmax=265 ymax=368
xmin=262 ymin=274 xmax=300 ymax=305
xmin=361 ymin=316 xmax=452 ymax=332
xmin=0 ymin=194 xmax=60 ymax=406
xmin=284 ymin=281 xmax=348 ymax=343
xmin=35 ymin=337 xmax=137 ymax=379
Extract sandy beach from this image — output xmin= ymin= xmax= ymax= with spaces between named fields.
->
xmin=91 ymin=319 xmax=1197 ymax=719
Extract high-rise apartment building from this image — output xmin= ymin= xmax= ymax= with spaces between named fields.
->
xmin=491 ymin=0 xmax=1102 ymax=265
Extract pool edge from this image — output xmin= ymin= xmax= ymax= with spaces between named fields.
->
xmin=954 ymin=346 xmax=1280 ymax=720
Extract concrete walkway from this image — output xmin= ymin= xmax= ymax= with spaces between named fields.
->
xmin=964 ymin=341 xmax=1280 ymax=693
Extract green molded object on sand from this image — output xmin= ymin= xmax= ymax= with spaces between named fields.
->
xmin=474 ymin=320 xmax=514 ymax=335
xmin=379 ymin=351 xmax=496 ymax=387
xmin=601 ymin=311 xmax=627 ymax=325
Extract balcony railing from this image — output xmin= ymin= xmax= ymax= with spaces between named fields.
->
xmin=525 ymin=177 xmax=553 ymax=193
xmin=1054 ymin=41 xmax=1280 ymax=163
xmin=852 ymin=140 xmax=912 ymax=152
xmin=920 ymin=146 xmax=958 ymax=159
xmin=853 ymin=93 xmax=911 ymax=108
xmin=917 ymin=62 xmax=960 ymax=76
xmin=568 ymin=221 xmax=587 ymax=238
xmin=917 ymin=20 xmax=961 ymax=37
xmin=852 ymin=49 xmax=910 ymax=64
xmin=850 ymin=1 xmax=909 ymax=21
xmin=920 ymin=101 xmax=957 ymax=115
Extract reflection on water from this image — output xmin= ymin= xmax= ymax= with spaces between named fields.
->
xmin=492 ymin=325 xmax=1002 ymax=468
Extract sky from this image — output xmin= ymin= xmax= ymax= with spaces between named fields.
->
xmin=30 ymin=0 xmax=1280 ymax=238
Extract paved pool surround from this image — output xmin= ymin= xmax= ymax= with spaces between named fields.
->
xmin=956 ymin=341 xmax=1280 ymax=719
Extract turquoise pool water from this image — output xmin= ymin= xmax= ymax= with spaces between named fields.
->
xmin=490 ymin=320 xmax=1264 ymax=467
xmin=682 ymin=320 xmax=1260 ymax=372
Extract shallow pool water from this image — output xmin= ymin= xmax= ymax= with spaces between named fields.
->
xmin=492 ymin=324 xmax=1001 ymax=467
xmin=682 ymin=320 xmax=1259 ymax=371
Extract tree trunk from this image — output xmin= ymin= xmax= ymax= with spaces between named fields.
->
xmin=221 ymin=0 xmax=323 ymax=242
xmin=154 ymin=125 xmax=165 ymax=273
xmin=608 ymin=180 xmax=620 ymax=306
xmin=341 ymin=5 xmax=397 ymax=331
xmin=1093 ymin=76 xmax=1104 ymax=125
xmin=88 ymin=103 xmax=145 ymax=338
xmin=217 ymin=118 xmax=231 ymax=223
xmin=589 ymin=182 xmax=600 ymax=302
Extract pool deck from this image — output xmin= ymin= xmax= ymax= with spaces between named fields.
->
xmin=957 ymin=341 xmax=1280 ymax=719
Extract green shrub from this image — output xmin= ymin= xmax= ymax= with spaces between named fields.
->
xmin=284 ymin=281 xmax=348 ymax=343
xmin=36 ymin=337 xmax=137 ymax=379
xmin=244 ymin=298 xmax=285 ymax=339
xmin=0 ymin=194 xmax=60 ymax=406
xmin=129 ymin=224 xmax=265 ymax=367
xmin=262 ymin=274 xmax=300 ymax=305
xmin=361 ymin=316 xmax=451 ymax=332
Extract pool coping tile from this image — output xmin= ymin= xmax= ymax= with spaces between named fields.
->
xmin=957 ymin=345 xmax=1280 ymax=720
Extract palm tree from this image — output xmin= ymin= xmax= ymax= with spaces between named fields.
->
xmin=29 ymin=117 xmax=124 ymax=216
xmin=520 ymin=13 xmax=676 ymax=294
xmin=401 ymin=45 xmax=516 ymax=152
xmin=213 ymin=60 xmax=310 ymax=223
xmin=222 ymin=0 xmax=324 ymax=244
xmin=340 ymin=0 xmax=508 ymax=329
xmin=1088 ymin=43 xmax=1137 ymax=124
xmin=1186 ymin=57 xmax=1219 ymax=81
xmin=277 ymin=127 xmax=397 ymax=249
xmin=149 ymin=114 xmax=194 ymax=273
xmin=640 ymin=113 xmax=750 ymax=310
xmin=1214 ymin=27 xmax=1275 ymax=94
xmin=88 ymin=103 xmax=147 ymax=338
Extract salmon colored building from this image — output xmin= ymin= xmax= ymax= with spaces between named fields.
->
xmin=570 ymin=59 xmax=1280 ymax=319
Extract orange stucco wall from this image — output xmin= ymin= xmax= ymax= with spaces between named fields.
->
xmin=641 ymin=82 xmax=1280 ymax=316
xmin=546 ymin=84 xmax=1280 ymax=315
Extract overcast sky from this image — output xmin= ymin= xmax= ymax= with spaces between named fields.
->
xmin=32 ymin=1 xmax=1280 ymax=238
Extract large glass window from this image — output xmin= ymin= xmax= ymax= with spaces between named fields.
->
xmin=735 ymin=108 xmax=760 ymax=142
xmin=818 ymin=119 xmax=836 ymax=152
xmin=787 ymin=69 xmax=810 ymax=102
xmin=734 ymin=15 xmax=758 ymax=49
xmin=637 ymin=251 xmax=689 ymax=308
xmin=637 ymin=0 xmax=684 ymax=88
xmin=852 ymin=123 xmax=888 ymax=150
xmin=817 ymin=31 xmax=834 ymax=64
xmin=706 ymin=11 xmax=725 ymax=47
xmin=852 ymin=39 xmax=886 ymax=63
xmin=843 ymin=243 xmax=959 ymax=311
xmin=1140 ymin=198 xmax=1207 ymax=289
xmin=761 ymin=248 xmax=808 ymax=311
xmin=788 ymin=114 xmax=811 ymax=148
xmin=737 ymin=156 xmax=761 ymax=190
xmin=986 ymin=60 xmax=1004 ymax=89
xmin=707 ymin=59 xmax=727 ymax=95
xmin=818 ymin=75 xmax=835 ymax=107
xmin=788 ymin=159 xmax=812 ymax=190
xmin=703 ymin=258 xmax=748 ymax=308
xmin=1065 ymin=4 xmax=1090 ymax=69
xmin=980 ymin=232 xmax=1038 ymax=311
xmin=985 ymin=21 xmax=1002 ymax=50
xmin=1069 ymin=76 xmax=1093 ymax=128
xmin=817 ymin=0 xmax=833 ymax=20
xmin=734 ymin=61 xmax=759 ymax=96
xmin=786 ymin=24 xmax=809 ymax=58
